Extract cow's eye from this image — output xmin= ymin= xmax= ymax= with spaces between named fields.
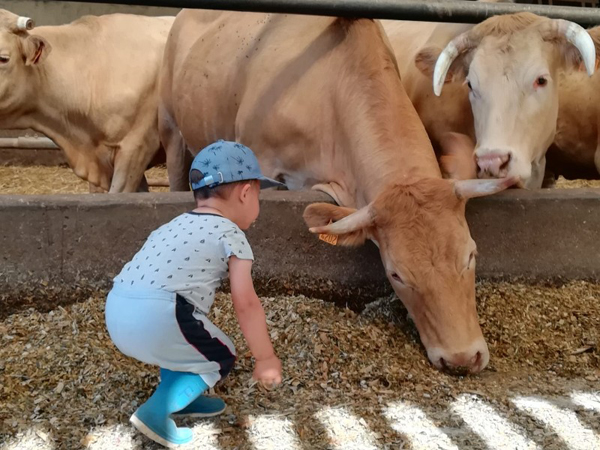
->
xmin=0 ymin=55 xmax=9 ymax=64
xmin=466 ymin=80 xmax=473 ymax=90
xmin=391 ymin=272 xmax=404 ymax=284
xmin=467 ymin=250 xmax=477 ymax=270
xmin=535 ymin=76 xmax=547 ymax=88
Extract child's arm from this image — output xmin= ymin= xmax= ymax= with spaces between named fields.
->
xmin=229 ymin=256 xmax=282 ymax=387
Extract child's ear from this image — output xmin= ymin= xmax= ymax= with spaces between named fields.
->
xmin=239 ymin=181 xmax=254 ymax=201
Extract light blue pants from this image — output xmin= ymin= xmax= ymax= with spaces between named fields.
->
xmin=105 ymin=285 xmax=236 ymax=387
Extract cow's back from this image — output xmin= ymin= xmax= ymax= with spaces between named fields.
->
xmin=165 ymin=11 xmax=344 ymax=140
xmin=382 ymin=20 xmax=475 ymax=152
xmin=161 ymin=10 xmax=422 ymax=188
xmin=20 ymin=14 xmax=175 ymax=191
xmin=35 ymin=14 xmax=173 ymax=131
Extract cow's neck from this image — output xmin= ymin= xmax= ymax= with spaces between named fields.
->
xmin=333 ymin=47 xmax=441 ymax=207
xmin=14 ymin=62 xmax=113 ymax=188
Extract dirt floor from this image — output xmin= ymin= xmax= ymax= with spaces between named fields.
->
xmin=0 ymin=166 xmax=169 ymax=195
xmin=0 ymin=165 xmax=599 ymax=195
xmin=0 ymin=166 xmax=598 ymax=449
xmin=0 ymin=282 xmax=598 ymax=450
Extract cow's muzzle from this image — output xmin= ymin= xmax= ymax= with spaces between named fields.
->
xmin=476 ymin=150 xmax=512 ymax=178
xmin=428 ymin=338 xmax=490 ymax=374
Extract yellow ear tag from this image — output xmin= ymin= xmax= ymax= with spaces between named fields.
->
xmin=318 ymin=221 xmax=338 ymax=246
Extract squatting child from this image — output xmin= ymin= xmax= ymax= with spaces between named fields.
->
xmin=105 ymin=140 xmax=284 ymax=448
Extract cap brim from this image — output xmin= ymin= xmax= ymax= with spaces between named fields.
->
xmin=259 ymin=176 xmax=286 ymax=189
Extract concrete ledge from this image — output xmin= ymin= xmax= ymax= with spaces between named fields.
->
xmin=1 ymin=189 xmax=599 ymax=315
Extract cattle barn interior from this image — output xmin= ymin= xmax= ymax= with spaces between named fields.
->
xmin=0 ymin=0 xmax=598 ymax=449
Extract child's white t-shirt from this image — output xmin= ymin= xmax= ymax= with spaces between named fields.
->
xmin=113 ymin=212 xmax=253 ymax=314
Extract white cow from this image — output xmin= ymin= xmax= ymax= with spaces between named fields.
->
xmin=0 ymin=9 xmax=174 ymax=192
xmin=383 ymin=12 xmax=596 ymax=188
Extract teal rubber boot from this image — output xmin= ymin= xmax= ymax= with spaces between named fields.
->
xmin=172 ymin=395 xmax=226 ymax=418
xmin=130 ymin=369 xmax=207 ymax=448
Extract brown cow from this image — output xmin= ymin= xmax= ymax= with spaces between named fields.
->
xmin=159 ymin=10 xmax=516 ymax=373
xmin=546 ymin=27 xmax=600 ymax=181
xmin=0 ymin=9 xmax=174 ymax=192
xmin=383 ymin=12 xmax=596 ymax=188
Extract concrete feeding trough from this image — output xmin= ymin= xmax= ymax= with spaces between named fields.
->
xmin=1 ymin=188 xmax=599 ymax=314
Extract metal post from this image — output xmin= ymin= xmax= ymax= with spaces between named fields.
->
xmin=64 ymin=0 xmax=600 ymax=27
xmin=0 ymin=137 xmax=58 ymax=149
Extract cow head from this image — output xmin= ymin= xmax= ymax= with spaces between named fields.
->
xmin=0 ymin=10 xmax=51 ymax=117
xmin=417 ymin=13 xmax=596 ymax=188
xmin=304 ymin=176 xmax=516 ymax=374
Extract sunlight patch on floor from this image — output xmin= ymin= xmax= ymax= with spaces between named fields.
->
xmin=4 ymin=391 xmax=600 ymax=450
xmin=570 ymin=391 xmax=600 ymax=413
xmin=384 ymin=401 xmax=458 ymax=450
xmin=315 ymin=406 xmax=380 ymax=450
xmin=452 ymin=394 xmax=539 ymax=450
xmin=83 ymin=424 xmax=136 ymax=450
xmin=181 ymin=421 xmax=222 ymax=450
xmin=513 ymin=396 xmax=600 ymax=450
xmin=246 ymin=415 xmax=302 ymax=450
xmin=1 ymin=427 xmax=56 ymax=450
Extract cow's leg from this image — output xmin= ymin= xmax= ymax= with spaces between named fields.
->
xmin=595 ymin=143 xmax=600 ymax=177
xmin=109 ymin=148 xmax=153 ymax=193
xmin=109 ymin=132 xmax=159 ymax=193
xmin=159 ymin=103 xmax=192 ymax=191
xmin=137 ymin=175 xmax=150 ymax=193
xmin=88 ymin=182 xmax=107 ymax=193
xmin=528 ymin=156 xmax=546 ymax=190
xmin=541 ymin=171 xmax=557 ymax=188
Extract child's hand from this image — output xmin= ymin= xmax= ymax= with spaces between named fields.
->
xmin=253 ymin=355 xmax=282 ymax=389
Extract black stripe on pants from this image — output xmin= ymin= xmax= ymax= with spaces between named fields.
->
xmin=175 ymin=294 xmax=236 ymax=379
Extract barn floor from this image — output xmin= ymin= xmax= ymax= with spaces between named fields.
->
xmin=1 ymin=282 xmax=598 ymax=450
xmin=0 ymin=166 xmax=169 ymax=195
xmin=0 ymin=166 xmax=598 ymax=449
xmin=0 ymin=165 xmax=599 ymax=195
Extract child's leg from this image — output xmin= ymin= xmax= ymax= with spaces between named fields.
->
xmin=171 ymin=393 xmax=226 ymax=418
xmin=170 ymin=295 xmax=236 ymax=418
xmin=130 ymin=369 xmax=207 ymax=448
xmin=163 ymin=366 xmax=226 ymax=418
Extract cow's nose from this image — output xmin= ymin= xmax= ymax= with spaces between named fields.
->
xmin=433 ymin=340 xmax=489 ymax=374
xmin=476 ymin=151 xmax=511 ymax=178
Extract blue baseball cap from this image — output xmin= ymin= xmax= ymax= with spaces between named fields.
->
xmin=189 ymin=140 xmax=285 ymax=190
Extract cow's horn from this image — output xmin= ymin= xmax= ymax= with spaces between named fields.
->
xmin=454 ymin=177 xmax=518 ymax=200
xmin=433 ymin=33 xmax=476 ymax=97
xmin=547 ymin=20 xmax=596 ymax=77
xmin=17 ymin=16 xmax=34 ymax=31
xmin=308 ymin=204 xmax=374 ymax=235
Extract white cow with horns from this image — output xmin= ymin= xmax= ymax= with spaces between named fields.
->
xmin=383 ymin=12 xmax=596 ymax=188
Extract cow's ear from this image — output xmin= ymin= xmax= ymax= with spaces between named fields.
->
xmin=303 ymin=203 xmax=372 ymax=247
xmin=574 ymin=28 xmax=600 ymax=73
xmin=439 ymin=132 xmax=478 ymax=180
xmin=561 ymin=39 xmax=598 ymax=73
xmin=415 ymin=45 xmax=468 ymax=83
xmin=23 ymin=35 xmax=51 ymax=66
